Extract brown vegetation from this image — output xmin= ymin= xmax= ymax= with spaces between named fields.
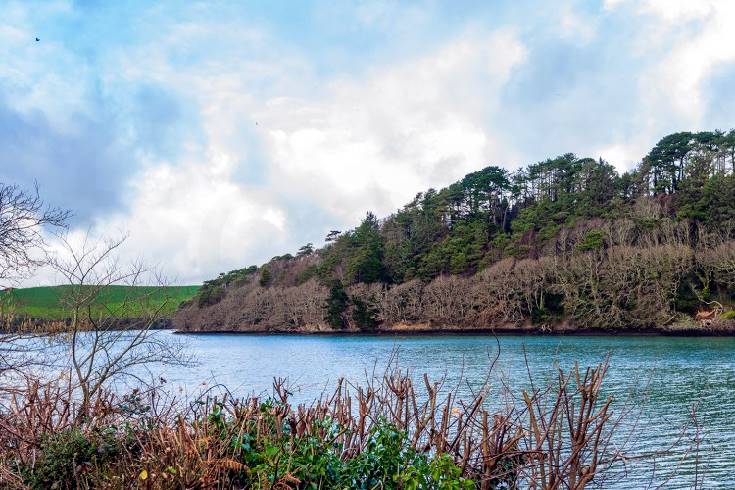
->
xmin=175 ymin=226 xmax=735 ymax=334
xmin=0 ymin=356 xmax=670 ymax=489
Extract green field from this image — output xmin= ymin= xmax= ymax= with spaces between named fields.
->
xmin=0 ymin=285 xmax=200 ymax=319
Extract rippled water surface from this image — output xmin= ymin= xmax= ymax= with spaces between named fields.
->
xmin=147 ymin=332 xmax=735 ymax=488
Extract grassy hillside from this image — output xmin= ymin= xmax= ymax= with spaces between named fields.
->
xmin=1 ymin=285 xmax=200 ymax=319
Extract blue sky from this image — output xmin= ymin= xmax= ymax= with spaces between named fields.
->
xmin=2 ymin=0 xmax=734 ymax=285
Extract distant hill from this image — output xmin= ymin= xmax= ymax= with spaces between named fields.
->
xmin=1 ymin=285 xmax=200 ymax=320
xmin=175 ymin=130 xmax=735 ymax=334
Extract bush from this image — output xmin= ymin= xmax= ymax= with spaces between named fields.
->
xmin=341 ymin=422 xmax=473 ymax=489
xmin=193 ymin=265 xmax=258 ymax=308
xmin=576 ymin=229 xmax=605 ymax=252
xmin=196 ymin=285 xmax=224 ymax=307
xmin=25 ymin=428 xmax=119 ymax=489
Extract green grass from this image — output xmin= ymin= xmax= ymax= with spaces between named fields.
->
xmin=0 ymin=285 xmax=200 ymax=319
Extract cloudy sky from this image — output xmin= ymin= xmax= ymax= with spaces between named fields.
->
xmin=2 ymin=0 xmax=734 ymax=285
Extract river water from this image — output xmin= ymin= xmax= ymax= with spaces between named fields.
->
xmin=123 ymin=333 xmax=735 ymax=487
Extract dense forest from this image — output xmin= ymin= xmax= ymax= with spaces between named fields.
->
xmin=175 ymin=130 xmax=735 ymax=333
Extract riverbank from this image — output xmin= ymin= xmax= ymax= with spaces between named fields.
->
xmin=9 ymin=316 xmax=735 ymax=336
xmin=173 ymin=318 xmax=735 ymax=336
xmin=173 ymin=327 xmax=735 ymax=337
xmin=0 ymin=316 xmax=173 ymax=334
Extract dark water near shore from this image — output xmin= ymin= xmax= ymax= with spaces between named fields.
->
xmin=144 ymin=332 xmax=735 ymax=488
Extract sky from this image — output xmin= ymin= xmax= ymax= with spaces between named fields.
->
xmin=2 ymin=0 xmax=734 ymax=286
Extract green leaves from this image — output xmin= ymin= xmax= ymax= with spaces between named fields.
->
xmin=339 ymin=421 xmax=472 ymax=490
xmin=576 ymin=229 xmax=605 ymax=252
xmin=346 ymin=212 xmax=388 ymax=284
xmin=212 ymin=408 xmax=474 ymax=490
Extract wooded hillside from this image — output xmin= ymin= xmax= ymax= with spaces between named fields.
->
xmin=175 ymin=130 xmax=735 ymax=333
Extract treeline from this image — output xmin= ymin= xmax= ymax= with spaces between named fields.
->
xmin=177 ymin=130 xmax=735 ymax=332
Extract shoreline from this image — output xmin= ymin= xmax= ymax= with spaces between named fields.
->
xmin=171 ymin=325 xmax=735 ymax=337
xmin=6 ymin=319 xmax=733 ymax=337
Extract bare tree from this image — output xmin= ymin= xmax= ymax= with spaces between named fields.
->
xmin=0 ymin=183 xmax=68 ymax=380
xmin=0 ymin=182 xmax=69 ymax=287
xmin=48 ymin=232 xmax=191 ymax=420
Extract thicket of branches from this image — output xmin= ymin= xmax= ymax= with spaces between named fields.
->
xmin=0 ymin=182 xmax=190 ymax=443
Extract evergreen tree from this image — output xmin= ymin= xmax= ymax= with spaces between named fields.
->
xmin=325 ymin=280 xmax=349 ymax=328
xmin=259 ymin=265 xmax=272 ymax=287
xmin=347 ymin=212 xmax=387 ymax=283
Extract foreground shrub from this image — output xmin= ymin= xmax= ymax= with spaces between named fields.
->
xmin=0 ymin=358 xmax=688 ymax=489
xmin=24 ymin=427 xmax=122 ymax=490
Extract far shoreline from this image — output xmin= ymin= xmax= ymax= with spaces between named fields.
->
xmin=171 ymin=326 xmax=735 ymax=338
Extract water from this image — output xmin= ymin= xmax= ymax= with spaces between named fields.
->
xmin=74 ymin=332 xmax=735 ymax=487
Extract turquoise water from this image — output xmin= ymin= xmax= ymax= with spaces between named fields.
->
xmin=150 ymin=332 xmax=735 ymax=488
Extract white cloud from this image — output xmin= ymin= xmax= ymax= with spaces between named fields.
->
xmin=21 ymin=25 xmax=527 ymax=285
xmin=133 ymin=29 xmax=523 ymax=280
xmin=99 ymin=158 xmax=288 ymax=284
xmin=608 ymin=0 xmax=735 ymax=124
xmin=596 ymin=0 xmax=735 ymax=169
xmin=557 ymin=3 xmax=598 ymax=43
xmin=593 ymin=142 xmax=650 ymax=171
xmin=641 ymin=1 xmax=734 ymax=123
xmin=352 ymin=0 xmax=430 ymax=32
xmin=32 ymin=155 xmax=289 ymax=286
xmin=261 ymin=29 xmax=527 ymax=223
xmin=605 ymin=0 xmax=716 ymax=23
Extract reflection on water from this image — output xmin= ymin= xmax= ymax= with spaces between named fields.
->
xmin=102 ymin=332 xmax=735 ymax=488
